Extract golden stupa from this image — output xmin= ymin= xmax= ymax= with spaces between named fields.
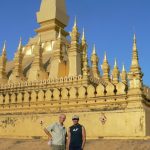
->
xmin=0 ymin=0 xmax=150 ymax=139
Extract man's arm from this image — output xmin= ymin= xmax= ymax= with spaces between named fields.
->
xmin=81 ymin=126 xmax=86 ymax=150
xmin=67 ymin=128 xmax=71 ymax=150
xmin=44 ymin=128 xmax=52 ymax=140
xmin=43 ymin=123 xmax=55 ymax=140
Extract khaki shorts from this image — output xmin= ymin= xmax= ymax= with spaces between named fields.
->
xmin=51 ymin=145 xmax=66 ymax=150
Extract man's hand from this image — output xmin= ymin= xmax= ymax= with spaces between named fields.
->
xmin=48 ymin=136 xmax=52 ymax=140
xmin=48 ymin=137 xmax=52 ymax=146
xmin=48 ymin=140 xmax=52 ymax=146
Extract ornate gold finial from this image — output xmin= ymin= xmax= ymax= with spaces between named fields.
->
xmin=130 ymin=33 xmax=141 ymax=72
xmin=18 ymin=37 xmax=22 ymax=51
xmin=70 ymin=16 xmax=80 ymax=43
xmin=104 ymin=51 xmax=107 ymax=61
xmin=92 ymin=44 xmax=96 ymax=55
xmin=82 ymin=28 xmax=85 ymax=41
xmin=0 ymin=41 xmax=7 ymax=83
xmin=122 ymin=64 xmax=125 ymax=72
xmin=81 ymin=28 xmax=87 ymax=49
xmin=112 ymin=59 xmax=120 ymax=85
xmin=133 ymin=33 xmax=137 ymax=51
xmin=91 ymin=44 xmax=100 ymax=78
xmin=114 ymin=58 xmax=117 ymax=68
xmin=128 ymin=34 xmax=143 ymax=92
xmin=2 ymin=41 xmax=6 ymax=54
xmin=10 ymin=37 xmax=25 ymax=83
xmin=101 ymin=51 xmax=110 ymax=82
xmin=73 ymin=16 xmax=77 ymax=28
xmin=121 ymin=64 xmax=127 ymax=84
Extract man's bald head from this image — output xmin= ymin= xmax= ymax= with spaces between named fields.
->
xmin=59 ymin=114 xmax=66 ymax=124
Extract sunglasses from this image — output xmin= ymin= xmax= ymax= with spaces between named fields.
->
xmin=72 ymin=119 xmax=79 ymax=121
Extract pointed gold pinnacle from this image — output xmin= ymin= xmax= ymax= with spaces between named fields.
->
xmin=18 ymin=37 xmax=22 ymax=51
xmin=2 ymin=41 xmax=6 ymax=53
xmin=133 ymin=33 xmax=137 ymax=51
xmin=122 ymin=64 xmax=126 ymax=72
xmin=73 ymin=16 xmax=77 ymax=28
xmin=114 ymin=58 xmax=117 ymax=68
xmin=82 ymin=28 xmax=85 ymax=41
xmin=92 ymin=44 xmax=96 ymax=55
xmin=104 ymin=51 xmax=107 ymax=61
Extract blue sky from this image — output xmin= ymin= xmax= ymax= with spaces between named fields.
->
xmin=0 ymin=0 xmax=149 ymax=86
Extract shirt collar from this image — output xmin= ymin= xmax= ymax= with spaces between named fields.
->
xmin=57 ymin=122 xmax=65 ymax=128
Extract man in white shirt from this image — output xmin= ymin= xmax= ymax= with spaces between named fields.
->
xmin=44 ymin=114 xmax=67 ymax=150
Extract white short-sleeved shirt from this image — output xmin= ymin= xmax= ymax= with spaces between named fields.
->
xmin=46 ymin=122 xmax=67 ymax=146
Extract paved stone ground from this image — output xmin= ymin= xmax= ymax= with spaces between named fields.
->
xmin=0 ymin=139 xmax=150 ymax=150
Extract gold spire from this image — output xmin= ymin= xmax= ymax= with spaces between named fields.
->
xmin=81 ymin=28 xmax=87 ymax=49
xmin=121 ymin=64 xmax=127 ymax=84
xmin=70 ymin=16 xmax=80 ymax=43
xmin=130 ymin=33 xmax=140 ymax=71
xmin=32 ymin=35 xmax=43 ymax=67
xmin=28 ymin=32 xmax=48 ymax=81
xmin=2 ymin=41 xmax=6 ymax=54
xmin=101 ymin=51 xmax=110 ymax=82
xmin=133 ymin=33 xmax=136 ymax=49
xmin=91 ymin=44 xmax=100 ymax=78
xmin=81 ymin=29 xmax=88 ymax=76
xmin=0 ymin=41 xmax=7 ymax=83
xmin=82 ymin=52 xmax=89 ymax=77
xmin=112 ymin=59 xmax=120 ymax=84
xmin=73 ymin=16 xmax=77 ymax=28
xmin=11 ymin=36 xmax=25 ymax=83
xmin=92 ymin=44 xmax=96 ymax=55
xmin=122 ymin=64 xmax=125 ymax=72
xmin=114 ymin=58 xmax=117 ymax=68
xmin=113 ymin=58 xmax=119 ymax=71
xmin=104 ymin=51 xmax=107 ymax=61
xmin=69 ymin=16 xmax=81 ymax=76
xmin=82 ymin=28 xmax=85 ymax=42
xmin=18 ymin=37 xmax=22 ymax=51
xmin=72 ymin=16 xmax=79 ymax=34
xmin=128 ymin=34 xmax=143 ymax=92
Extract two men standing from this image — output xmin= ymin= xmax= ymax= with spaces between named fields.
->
xmin=44 ymin=114 xmax=86 ymax=150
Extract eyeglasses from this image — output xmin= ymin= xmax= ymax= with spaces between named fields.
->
xmin=72 ymin=119 xmax=79 ymax=121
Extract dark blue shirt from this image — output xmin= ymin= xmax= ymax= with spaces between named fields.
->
xmin=69 ymin=124 xmax=83 ymax=147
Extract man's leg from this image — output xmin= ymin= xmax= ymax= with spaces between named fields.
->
xmin=60 ymin=145 xmax=66 ymax=150
xmin=77 ymin=147 xmax=82 ymax=150
xmin=69 ymin=146 xmax=75 ymax=150
xmin=69 ymin=146 xmax=82 ymax=150
xmin=51 ymin=145 xmax=61 ymax=150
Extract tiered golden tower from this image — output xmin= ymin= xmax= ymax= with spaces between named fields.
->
xmin=0 ymin=0 xmax=150 ymax=139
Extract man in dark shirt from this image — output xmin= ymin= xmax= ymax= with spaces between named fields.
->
xmin=67 ymin=115 xmax=86 ymax=150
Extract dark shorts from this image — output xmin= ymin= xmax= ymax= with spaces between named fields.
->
xmin=69 ymin=146 xmax=82 ymax=150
